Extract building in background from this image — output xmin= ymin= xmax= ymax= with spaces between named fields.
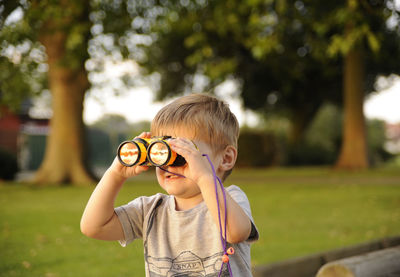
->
xmin=0 ymin=102 xmax=49 ymax=172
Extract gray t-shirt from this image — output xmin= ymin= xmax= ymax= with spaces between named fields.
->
xmin=115 ymin=185 xmax=259 ymax=277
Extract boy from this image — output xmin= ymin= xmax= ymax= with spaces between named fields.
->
xmin=80 ymin=94 xmax=259 ymax=276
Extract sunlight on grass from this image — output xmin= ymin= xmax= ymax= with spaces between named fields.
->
xmin=0 ymin=167 xmax=399 ymax=276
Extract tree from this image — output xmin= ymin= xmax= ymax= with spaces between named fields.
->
xmin=35 ymin=1 xmax=96 ymax=184
xmin=1 ymin=0 xmax=147 ymax=184
xmin=1 ymin=0 xmax=399 ymax=180
xmin=1 ymin=0 xmax=94 ymax=184
xmin=128 ymin=0 xmax=400 ymax=169
xmin=126 ymin=0 xmax=344 ymax=144
xmin=331 ymin=0 xmax=399 ymax=169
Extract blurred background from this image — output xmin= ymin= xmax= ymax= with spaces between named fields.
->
xmin=1 ymin=0 xmax=400 ymax=180
xmin=1 ymin=0 xmax=400 ymax=181
xmin=0 ymin=0 xmax=399 ymax=276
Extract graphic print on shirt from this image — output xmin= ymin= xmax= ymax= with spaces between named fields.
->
xmin=145 ymin=250 xmax=230 ymax=277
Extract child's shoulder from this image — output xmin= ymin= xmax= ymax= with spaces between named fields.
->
xmin=226 ymin=184 xmax=247 ymax=197
xmin=125 ymin=192 xmax=170 ymax=211
xmin=226 ymin=185 xmax=252 ymax=209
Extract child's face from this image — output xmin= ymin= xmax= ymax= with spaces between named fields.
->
xmin=154 ymin=127 xmax=221 ymax=201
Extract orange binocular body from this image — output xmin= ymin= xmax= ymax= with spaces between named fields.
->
xmin=117 ymin=136 xmax=186 ymax=167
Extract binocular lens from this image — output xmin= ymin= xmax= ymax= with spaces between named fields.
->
xmin=117 ymin=139 xmax=149 ymax=166
xmin=118 ymin=142 xmax=140 ymax=166
xmin=148 ymin=141 xmax=171 ymax=166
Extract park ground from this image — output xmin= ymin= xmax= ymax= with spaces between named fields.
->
xmin=1 ymin=167 xmax=399 ymax=276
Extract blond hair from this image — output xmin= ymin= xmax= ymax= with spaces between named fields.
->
xmin=151 ymin=94 xmax=239 ymax=177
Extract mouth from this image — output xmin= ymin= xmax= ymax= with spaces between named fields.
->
xmin=158 ymin=166 xmax=186 ymax=179
xmin=164 ymin=170 xmax=185 ymax=179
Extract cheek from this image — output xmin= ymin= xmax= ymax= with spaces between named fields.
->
xmin=200 ymin=150 xmax=219 ymax=165
xmin=195 ymin=145 xmax=213 ymax=160
xmin=155 ymin=168 xmax=164 ymax=182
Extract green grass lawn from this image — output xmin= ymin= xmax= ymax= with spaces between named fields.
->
xmin=1 ymin=167 xmax=399 ymax=277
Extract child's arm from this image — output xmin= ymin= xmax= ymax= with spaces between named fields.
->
xmin=169 ymin=138 xmax=252 ymax=244
xmin=80 ymin=132 xmax=151 ymax=241
xmin=80 ymin=166 xmax=126 ymax=240
xmin=199 ymin=174 xmax=252 ymax=244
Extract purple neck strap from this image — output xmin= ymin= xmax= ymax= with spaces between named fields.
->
xmin=158 ymin=155 xmax=233 ymax=276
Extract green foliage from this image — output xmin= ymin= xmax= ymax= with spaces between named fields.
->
xmin=292 ymin=105 xmax=393 ymax=166
xmin=2 ymin=0 xmax=399 ymax=130
xmin=286 ymin=104 xmax=342 ymax=165
xmin=0 ymin=57 xmax=41 ymax=111
xmin=127 ymin=120 xmax=151 ymax=137
xmin=24 ymin=0 xmax=92 ymax=68
xmin=0 ymin=35 xmax=47 ymax=110
xmin=367 ymin=119 xmax=393 ymax=165
xmin=0 ymin=147 xmax=18 ymax=180
xmin=385 ymin=155 xmax=400 ymax=168
xmin=89 ymin=115 xmax=151 ymax=142
xmin=90 ymin=114 xmax=131 ymax=134
xmin=126 ymin=0 xmax=400 ymax=142
xmin=237 ymin=129 xmax=279 ymax=167
xmin=241 ymin=104 xmax=392 ymax=167
xmin=1 ymin=0 xmax=400 ymax=162
xmin=0 ymin=0 xmax=92 ymax=111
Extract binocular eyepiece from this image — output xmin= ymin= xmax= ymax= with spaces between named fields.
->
xmin=117 ymin=136 xmax=186 ymax=167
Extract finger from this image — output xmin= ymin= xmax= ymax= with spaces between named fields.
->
xmin=134 ymin=132 xmax=145 ymax=139
xmin=171 ymin=138 xmax=195 ymax=149
xmin=176 ymin=137 xmax=199 ymax=150
xmin=169 ymin=140 xmax=191 ymax=153
xmin=135 ymin=165 xmax=150 ymax=174
xmin=136 ymin=132 xmax=151 ymax=139
xmin=170 ymin=141 xmax=199 ymax=159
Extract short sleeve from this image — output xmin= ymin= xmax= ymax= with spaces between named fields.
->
xmin=226 ymin=185 xmax=259 ymax=242
xmin=115 ymin=193 xmax=166 ymax=247
xmin=115 ymin=197 xmax=145 ymax=247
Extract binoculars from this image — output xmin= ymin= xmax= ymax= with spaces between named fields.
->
xmin=117 ymin=136 xmax=186 ymax=167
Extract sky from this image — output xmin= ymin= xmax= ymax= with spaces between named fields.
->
xmin=364 ymin=75 xmax=400 ymax=124
xmin=82 ymin=60 xmax=261 ymax=127
xmin=83 ymin=85 xmax=262 ymax=127
xmin=30 ymin=63 xmax=399 ymax=126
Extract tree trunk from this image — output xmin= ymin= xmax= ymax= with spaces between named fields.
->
xmin=335 ymin=48 xmax=368 ymax=169
xmin=33 ymin=2 xmax=95 ymax=185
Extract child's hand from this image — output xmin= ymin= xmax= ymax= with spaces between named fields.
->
xmin=168 ymin=138 xmax=217 ymax=185
xmin=109 ymin=132 xmax=151 ymax=180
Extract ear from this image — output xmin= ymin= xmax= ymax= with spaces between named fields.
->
xmin=218 ymin=145 xmax=237 ymax=172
